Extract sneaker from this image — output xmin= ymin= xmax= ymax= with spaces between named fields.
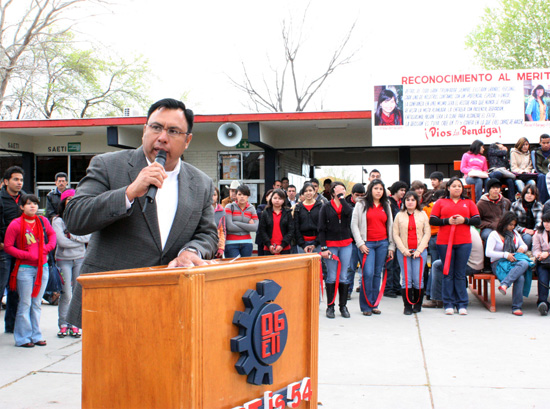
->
xmin=445 ymin=308 xmax=454 ymax=315
xmin=538 ymin=303 xmax=548 ymax=316
xmin=69 ymin=326 xmax=81 ymax=338
xmin=512 ymin=310 xmax=523 ymax=316
xmin=458 ymin=308 xmax=468 ymax=315
xmin=57 ymin=326 xmax=68 ymax=338
xmin=498 ymin=285 xmax=507 ymax=296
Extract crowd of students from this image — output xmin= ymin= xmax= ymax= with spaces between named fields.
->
xmin=216 ymin=134 xmax=550 ymax=319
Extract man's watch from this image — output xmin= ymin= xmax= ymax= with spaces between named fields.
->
xmin=321 ymin=246 xmax=328 ymax=251
xmin=181 ymin=247 xmax=200 ymax=256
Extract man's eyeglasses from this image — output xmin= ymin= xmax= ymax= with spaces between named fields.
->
xmin=147 ymin=123 xmax=190 ymax=138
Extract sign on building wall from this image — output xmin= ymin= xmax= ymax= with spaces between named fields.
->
xmin=372 ymin=69 xmax=550 ymax=146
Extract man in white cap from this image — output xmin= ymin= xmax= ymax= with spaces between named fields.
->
xmin=221 ymin=180 xmax=240 ymax=207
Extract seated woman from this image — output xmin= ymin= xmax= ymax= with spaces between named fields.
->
xmin=485 ymin=211 xmax=533 ymax=316
xmin=511 ymin=184 xmax=543 ymax=249
xmin=510 ymin=137 xmax=537 ymax=194
xmin=392 ymin=191 xmax=431 ymax=315
xmin=460 ymin=139 xmax=488 ymax=202
xmin=487 ymin=142 xmax=515 ymax=201
xmin=532 ymin=213 xmax=550 ymax=316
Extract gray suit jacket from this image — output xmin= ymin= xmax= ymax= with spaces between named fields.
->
xmin=64 ymin=147 xmax=217 ymax=326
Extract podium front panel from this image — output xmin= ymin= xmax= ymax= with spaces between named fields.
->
xmin=79 ymin=254 xmax=320 ymax=409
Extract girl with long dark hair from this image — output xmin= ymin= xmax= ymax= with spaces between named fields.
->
xmin=485 ymin=211 xmax=532 ymax=316
xmin=429 ymin=177 xmax=480 ymax=315
xmin=460 ymin=139 xmax=488 ymax=202
xmin=318 ymin=182 xmax=353 ymax=319
xmin=258 ymin=189 xmax=294 ymax=256
xmin=511 ymin=184 xmax=543 ymax=249
xmin=526 ymin=85 xmax=548 ymax=121
xmin=374 ymin=88 xmax=403 ymax=126
xmin=351 ymin=179 xmax=395 ymax=316
xmin=294 ymin=182 xmax=323 ymax=254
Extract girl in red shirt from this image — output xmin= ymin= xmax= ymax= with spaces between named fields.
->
xmin=5 ymin=194 xmax=57 ymax=347
xmin=351 ymin=179 xmax=396 ymax=316
xmin=258 ymin=189 xmax=294 ymax=256
xmin=430 ymin=177 xmax=480 ymax=315
xmin=392 ymin=192 xmax=431 ymax=315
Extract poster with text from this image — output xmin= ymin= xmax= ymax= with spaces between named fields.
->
xmin=372 ymin=69 xmax=550 ymax=146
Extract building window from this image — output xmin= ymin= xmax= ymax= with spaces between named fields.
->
xmin=218 ymin=151 xmax=265 ymax=204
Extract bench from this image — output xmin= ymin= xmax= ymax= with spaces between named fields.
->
xmin=468 ymin=273 xmax=497 ymax=312
xmin=468 ymin=270 xmax=538 ymax=312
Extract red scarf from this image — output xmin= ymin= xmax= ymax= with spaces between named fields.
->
xmin=8 ymin=215 xmax=46 ymax=298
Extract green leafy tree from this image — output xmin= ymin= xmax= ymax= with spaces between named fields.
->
xmin=8 ymin=31 xmax=151 ymax=119
xmin=466 ymin=0 xmax=550 ymax=69
xmin=0 ymin=0 xmax=107 ymax=113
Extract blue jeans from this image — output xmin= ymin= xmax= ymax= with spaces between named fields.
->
xmin=426 ymin=236 xmax=439 ymax=297
xmin=537 ymin=173 xmax=549 ymax=203
xmin=492 ymin=259 xmax=528 ymax=311
xmin=0 ymin=250 xmax=7 ymax=302
xmin=325 ymin=245 xmax=352 ymax=284
xmin=465 ymin=176 xmax=484 ymax=202
xmin=488 ymin=171 xmax=515 ymax=201
xmin=514 ymin=178 xmax=536 ymax=195
xmin=57 ymin=258 xmax=84 ymax=327
xmin=225 ymin=242 xmax=253 ymax=258
xmin=520 ymin=233 xmax=533 ymax=250
xmin=480 ymin=228 xmax=493 ymax=244
xmin=359 ymin=240 xmax=389 ymax=312
xmin=14 ymin=265 xmax=49 ymax=346
xmin=437 ymin=243 xmax=472 ymax=309
xmin=346 ymin=244 xmax=361 ymax=293
xmin=3 ymin=253 xmax=17 ymax=332
xmin=431 ymin=259 xmax=478 ymax=301
xmin=537 ymin=264 xmax=550 ymax=306
xmin=397 ymin=249 xmax=427 ymax=289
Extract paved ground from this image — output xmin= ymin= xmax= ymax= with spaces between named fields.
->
xmin=1 ymin=282 xmax=549 ymax=409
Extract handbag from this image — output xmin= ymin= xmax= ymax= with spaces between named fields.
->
xmin=491 ymin=167 xmax=516 ymax=179
xmin=467 ymin=170 xmax=489 ymax=178
xmin=38 ymin=217 xmax=64 ymax=295
xmin=515 ymin=173 xmax=538 ymax=182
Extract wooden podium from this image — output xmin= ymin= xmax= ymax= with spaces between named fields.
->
xmin=78 ymin=254 xmax=320 ymax=409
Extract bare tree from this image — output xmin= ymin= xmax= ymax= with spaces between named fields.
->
xmin=0 ymin=0 xmax=106 ymax=112
xmin=229 ymin=7 xmax=358 ymax=112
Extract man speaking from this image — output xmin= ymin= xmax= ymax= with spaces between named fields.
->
xmin=64 ymin=98 xmax=218 ymax=327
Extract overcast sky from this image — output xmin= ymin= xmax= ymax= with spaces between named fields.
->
xmin=75 ymin=0 xmax=499 ymax=115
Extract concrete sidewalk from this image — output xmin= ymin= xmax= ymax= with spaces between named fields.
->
xmin=1 ymin=285 xmax=549 ymax=409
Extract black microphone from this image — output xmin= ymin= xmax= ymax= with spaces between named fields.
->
xmin=142 ymin=150 xmax=167 ymax=212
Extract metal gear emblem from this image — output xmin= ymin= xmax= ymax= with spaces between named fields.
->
xmin=230 ymin=279 xmax=288 ymax=385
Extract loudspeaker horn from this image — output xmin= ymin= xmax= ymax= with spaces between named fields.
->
xmin=217 ymin=123 xmax=242 ymax=147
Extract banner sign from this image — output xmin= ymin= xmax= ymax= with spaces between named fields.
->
xmin=372 ymin=69 xmax=550 ymax=146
